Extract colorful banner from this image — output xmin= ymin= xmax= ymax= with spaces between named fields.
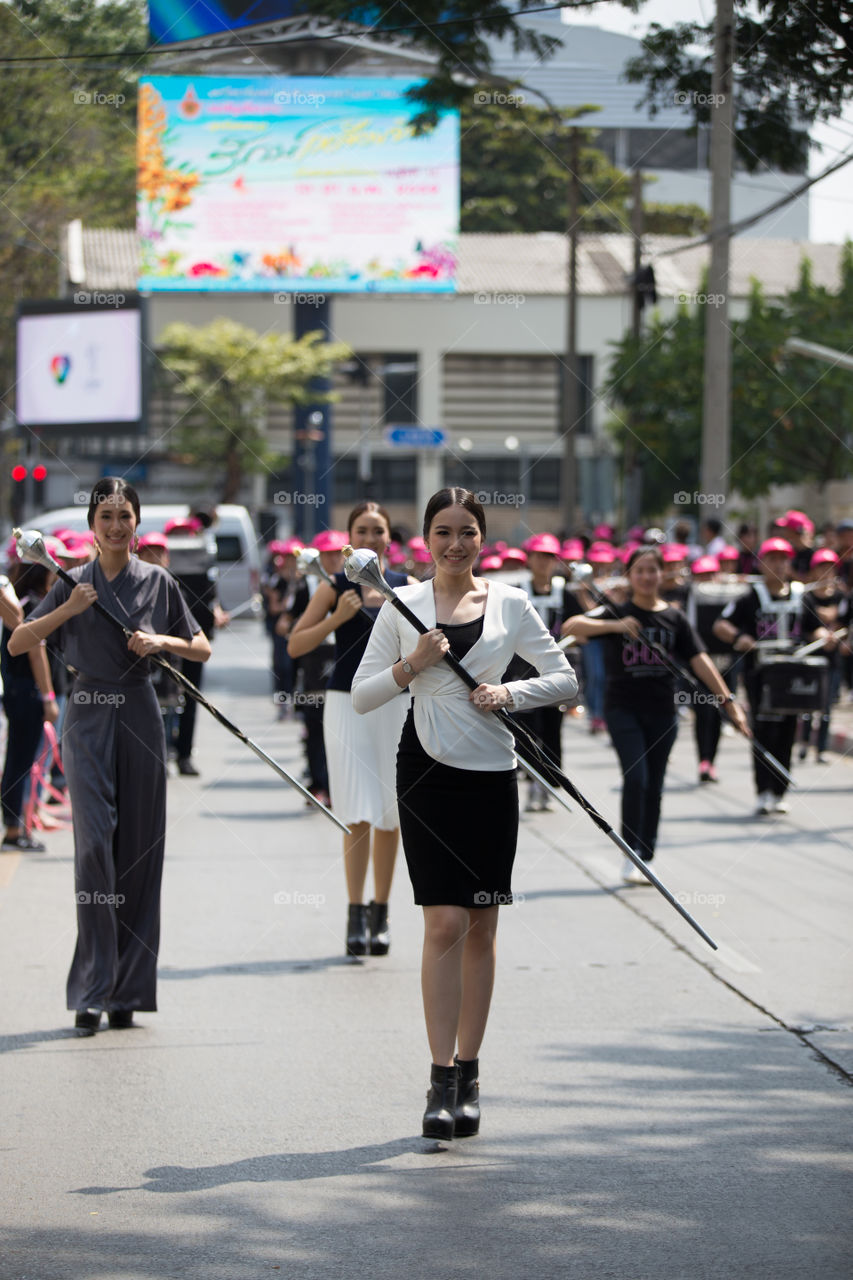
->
xmin=137 ymin=76 xmax=458 ymax=292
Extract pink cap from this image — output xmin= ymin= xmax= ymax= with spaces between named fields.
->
xmin=691 ymin=555 xmax=720 ymax=575
xmin=662 ymin=543 xmax=689 ymax=563
xmin=561 ymin=538 xmax=585 ymax=560
xmin=479 ymin=555 xmax=503 ymax=571
xmin=500 ymin=548 xmax=528 ymax=566
xmin=408 ymin=536 xmax=427 ymax=553
xmin=137 ymin=532 xmax=169 ymax=550
xmin=759 ymin=537 xmax=794 ymax=559
xmin=811 ymin=548 xmax=839 ymax=567
xmin=311 ymin=530 xmax=346 ymax=553
xmin=522 ymin=533 xmax=561 ymax=556
xmin=411 ymin=545 xmax=432 ymax=564
xmin=56 ymin=537 xmax=90 ymax=559
xmin=588 ymin=541 xmax=616 ymax=563
xmin=626 ymin=525 xmax=645 ymax=543
xmin=617 ymin=541 xmax=643 ymax=562
xmin=592 ymin=523 xmax=615 ymax=540
xmin=780 ymin=509 xmax=814 ymax=535
xmin=386 ymin=546 xmax=407 ymax=566
xmin=51 ymin=527 xmax=77 ymax=542
xmin=164 ymin=516 xmax=202 ymax=536
xmin=717 ymin=545 xmax=739 ymax=561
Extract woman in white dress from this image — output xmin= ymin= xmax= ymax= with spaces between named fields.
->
xmin=288 ymin=501 xmax=411 ymax=958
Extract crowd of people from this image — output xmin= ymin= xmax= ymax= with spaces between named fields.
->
xmin=2 ymin=481 xmax=849 ymax=1143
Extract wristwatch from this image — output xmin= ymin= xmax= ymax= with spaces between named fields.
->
xmin=401 ymin=657 xmax=415 ymax=675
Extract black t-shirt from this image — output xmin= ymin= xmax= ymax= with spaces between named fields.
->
xmin=597 ymin=600 xmax=704 ymax=714
xmin=719 ymin=584 xmax=803 ymax=678
xmin=801 ymin=588 xmax=847 ymax=636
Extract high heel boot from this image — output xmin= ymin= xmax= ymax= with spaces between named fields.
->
xmin=346 ymin=903 xmax=369 ymax=956
xmin=367 ymin=900 xmax=390 ymax=955
xmin=422 ymin=1063 xmax=458 ymax=1140
xmin=454 ymin=1055 xmax=480 ymax=1136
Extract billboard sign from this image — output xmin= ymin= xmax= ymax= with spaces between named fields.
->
xmin=137 ymin=75 xmax=458 ymax=293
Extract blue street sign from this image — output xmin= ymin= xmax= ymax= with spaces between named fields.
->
xmin=384 ymin=426 xmax=446 ymax=448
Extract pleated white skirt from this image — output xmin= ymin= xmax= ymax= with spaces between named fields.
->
xmin=323 ymin=689 xmax=409 ymax=829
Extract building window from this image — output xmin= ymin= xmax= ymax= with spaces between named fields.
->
xmin=332 ymin=455 xmax=418 ymax=503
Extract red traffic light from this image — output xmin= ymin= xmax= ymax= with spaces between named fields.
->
xmin=11 ymin=465 xmax=27 ymax=482
xmin=32 ymin=464 xmax=47 ymax=482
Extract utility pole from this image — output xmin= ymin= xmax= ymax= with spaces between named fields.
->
xmin=700 ymin=0 xmax=735 ymax=515
xmin=560 ymin=127 xmax=580 ymax=532
xmin=623 ymin=165 xmax=644 ymax=527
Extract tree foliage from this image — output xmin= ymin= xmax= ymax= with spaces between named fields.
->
xmin=460 ymin=94 xmax=707 ymax=235
xmin=0 ymin=0 xmax=147 ymax=414
xmin=605 ymin=246 xmax=853 ymax=515
xmin=624 ymin=1 xmax=853 ymax=174
xmin=157 ymin=318 xmax=351 ymax=503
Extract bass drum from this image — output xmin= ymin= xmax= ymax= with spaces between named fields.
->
xmin=757 ymin=656 xmax=828 ymax=716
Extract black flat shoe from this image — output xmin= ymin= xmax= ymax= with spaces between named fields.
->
xmin=367 ymin=901 xmax=390 ymax=955
xmin=74 ymin=1008 xmax=102 ymax=1036
xmin=422 ymin=1064 xmax=458 ymax=1140
xmin=346 ymin=903 xmax=369 ymax=957
xmin=454 ymin=1056 xmax=481 ymax=1137
xmin=108 ymin=1010 xmax=135 ymax=1029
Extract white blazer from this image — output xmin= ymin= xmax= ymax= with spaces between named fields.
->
xmin=351 ymin=579 xmax=578 ymax=771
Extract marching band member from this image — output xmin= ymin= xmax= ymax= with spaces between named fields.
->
xmin=351 ymin=488 xmax=577 ymax=1140
xmin=564 ymin=547 xmax=747 ymax=882
xmin=288 ymin=502 xmax=410 ymax=959
xmin=713 ymin=537 xmax=802 ymax=816
xmin=9 ymin=478 xmax=210 ymax=1035
xmin=798 ymin=548 xmax=849 ymax=764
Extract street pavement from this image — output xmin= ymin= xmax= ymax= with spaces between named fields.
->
xmin=1 ymin=622 xmax=851 ymax=1280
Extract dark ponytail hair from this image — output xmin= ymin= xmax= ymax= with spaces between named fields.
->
xmin=346 ymin=500 xmax=391 ymax=535
xmin=423 ymin=487 xmax=486 ymax=540
xmin=627 ymin=546 xmax=663 ymax=573
xmin=87 ymin=476 xmax=141 ymax=529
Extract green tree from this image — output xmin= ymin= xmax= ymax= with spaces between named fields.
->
xmin=460 ymin=94 xmax=708 ymax=235
xmin=605 ymin=247 xmax=853 ymax=515
xmin=624 ymin=1 xmax=853 ymax=174
xmin=0 ymin=0 xmax=147 ymax=415
xmin=157 ymin=318 xmax=351 ymax=503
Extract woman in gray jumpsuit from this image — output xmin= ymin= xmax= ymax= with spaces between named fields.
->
xmin=9 ymin=478 xmax=210 ymax=1035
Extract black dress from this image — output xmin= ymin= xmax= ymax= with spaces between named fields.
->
xmin=396 ymin=616 xmax=519 ymax=908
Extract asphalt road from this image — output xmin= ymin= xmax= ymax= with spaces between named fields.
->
xmin=1 ymin=623 xmax=851 ymax=1280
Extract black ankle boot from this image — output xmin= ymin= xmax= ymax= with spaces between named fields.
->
xmin=454 ymin=1056 xmax=480 ymax=1136
xmin=367 ymin=901 xmax=390 ymax=955
xmin=346 ymin=903 xmax=369 ymax=956
xmin=422 ymin=1063 xmax=458 ymax=1140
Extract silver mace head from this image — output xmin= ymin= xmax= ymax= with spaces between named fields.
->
xmin=570 ymin=561 xmax=594 ymax=588
xmin=12 ymin=528 xmax=60 ymax=572
xmin=342 ymin=545 xmax=395 ymax=600
xmin=296 ymin=546 xmax=335 ymax=588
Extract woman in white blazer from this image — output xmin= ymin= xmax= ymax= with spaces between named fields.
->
xmin=352 ymin=488 xmax=577 ymax=1141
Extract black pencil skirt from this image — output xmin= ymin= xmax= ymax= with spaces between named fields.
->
xmin=396 ymin=707 xmax=519 ymax=908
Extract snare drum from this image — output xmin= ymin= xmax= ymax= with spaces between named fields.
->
xmin=757 ymin=655 xmax=829 ymax=715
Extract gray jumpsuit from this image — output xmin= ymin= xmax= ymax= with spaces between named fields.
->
xmin=32 ymin=557 xmax=199 ymax=1013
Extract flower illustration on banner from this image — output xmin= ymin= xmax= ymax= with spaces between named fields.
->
xmin=138 ymin=82 xmax=202 ymax=277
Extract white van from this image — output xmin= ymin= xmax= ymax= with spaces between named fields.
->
xmin=28 ymin=502 xmax=261 ymax=615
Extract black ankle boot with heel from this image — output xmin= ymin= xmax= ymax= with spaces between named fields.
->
xmin=422 ymin=1063 xmax=458 ymax=1140
xmin=346 ymin=903 xmax=369 ymax=956
xmin=454 ymin=1055 xmax=480 ymax=1136
xmin=367 ymin=900 xmax=390 ymax=955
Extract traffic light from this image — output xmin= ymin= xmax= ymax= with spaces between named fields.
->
xmin=10 ymin=464 xmax=27 ymax=523
xmin=32 ymin=463 xmax=46 ymax=507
